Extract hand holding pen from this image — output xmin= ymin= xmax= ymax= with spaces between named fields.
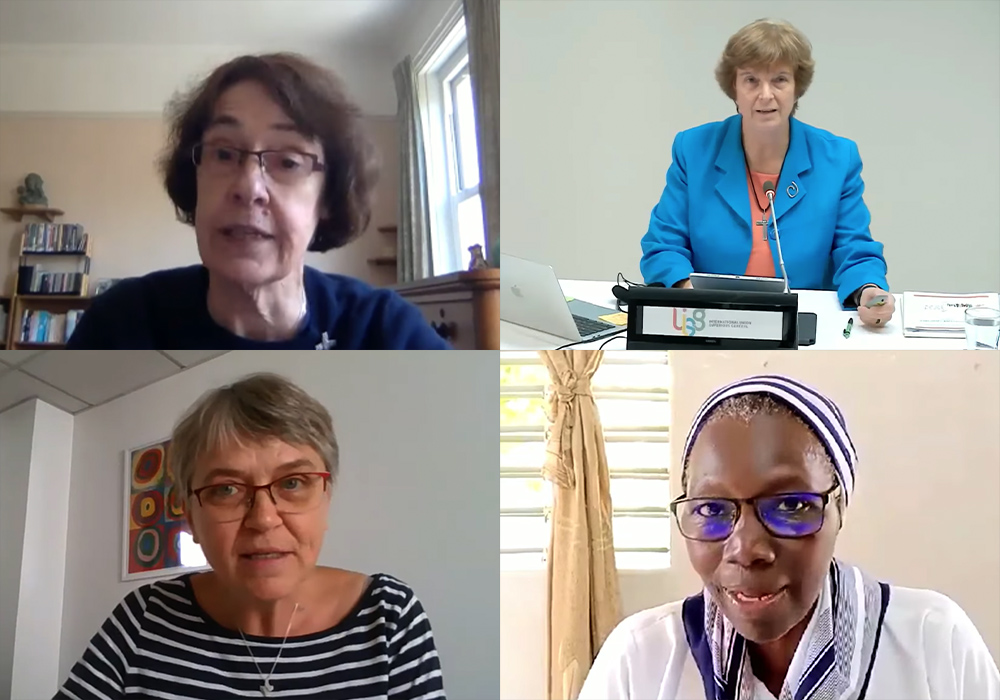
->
xmin=857 ymin=287 xmax=894 ymax=327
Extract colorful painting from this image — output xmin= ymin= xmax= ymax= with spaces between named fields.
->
xmin=122 ymin=438 xmax=195 ymax=581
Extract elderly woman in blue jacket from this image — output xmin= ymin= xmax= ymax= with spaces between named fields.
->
xmin=640 ymin=19 xmax=893 ymax=328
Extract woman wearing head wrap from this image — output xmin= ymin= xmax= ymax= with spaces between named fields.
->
xmin=579 ymin=375 xmax=998 ymax=699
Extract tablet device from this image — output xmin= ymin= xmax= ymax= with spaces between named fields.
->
xmin=689 ymin=273 xmax=787 ymax=294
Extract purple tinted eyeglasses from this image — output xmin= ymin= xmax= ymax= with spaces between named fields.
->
xmin=670 ymin=484 xmax=840 ymax=541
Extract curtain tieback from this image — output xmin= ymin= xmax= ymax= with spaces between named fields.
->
xmin=541 ymin=377 xmax=593 ymax=489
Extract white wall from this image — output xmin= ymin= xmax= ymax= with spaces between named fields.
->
xmin=0 ymin=43 xmax=398 ymax=117
xmin=500 ymin=0 xmax=1000 ymax=294
xmin=59 ymin=351 xmax=499 ymax=700
xmin=499 ymin=350 xmax=1000 ymax=699
xmin=0 ymin=399 xmax=74 ymax=700
xmin=396 ymin=0 xmax=461 ymax=64
xmin=0 ymin=400 xmax=35 ymax=700
xmin=10 ymin=401 xmax=73 ymax=700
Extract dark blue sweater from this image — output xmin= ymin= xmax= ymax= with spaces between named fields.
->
xmin=66 ymin=265 xmax=451 ymax=349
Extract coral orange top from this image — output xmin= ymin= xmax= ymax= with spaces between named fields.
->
xmin=745 ymin=170 xmax=779 ymax=277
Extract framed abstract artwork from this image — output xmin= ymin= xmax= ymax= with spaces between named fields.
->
xmin=121 ymin=437 xmax=207 ymax=581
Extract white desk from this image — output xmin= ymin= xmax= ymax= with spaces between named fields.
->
xmin=500 ymin=280 xmax=968 ymax=350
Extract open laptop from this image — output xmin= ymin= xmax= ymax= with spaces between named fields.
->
xmin=500 ymin=254 xmax=623 ymax=342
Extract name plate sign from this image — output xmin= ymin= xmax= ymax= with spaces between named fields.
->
xmin=611 ymin=285 xmax=799 ymax=350
xmin=641 ymin=306 xmax=785 ymax=341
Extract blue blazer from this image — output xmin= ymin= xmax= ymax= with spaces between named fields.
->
xmin=639 ymin=115 xmax=888 ymax=307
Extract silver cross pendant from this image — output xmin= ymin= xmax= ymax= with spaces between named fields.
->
xmin=260 ymin=681 xmax=273 ymax=696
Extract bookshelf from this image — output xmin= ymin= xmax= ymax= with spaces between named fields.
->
xmin=2 ymin=212 xmax=93 ymax=349
xmin=7 ymin=295 xmax=92 ymax=349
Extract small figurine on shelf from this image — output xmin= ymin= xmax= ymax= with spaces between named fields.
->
xmin=467 ymin=243 xmax=488 ymax=271
xmin=16 ymin=173 xmax=49 ymax=207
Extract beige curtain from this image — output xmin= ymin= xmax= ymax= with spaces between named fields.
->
xmin=539 ymin=350 xmax=623 ymax=700
xmin=462 ymin=0 xmax=500 ymax=261
xmin=393 ymin=56 xmax=434 ymax=282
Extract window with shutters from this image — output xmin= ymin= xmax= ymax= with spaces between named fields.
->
xmin=500 ymin=351 xmax=671 ymax=571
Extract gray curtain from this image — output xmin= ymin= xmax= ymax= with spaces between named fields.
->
xmin=463 ymin=0 xmax=500 ymax=262
xmin=394 ymin=56 xmax=434 ymax=282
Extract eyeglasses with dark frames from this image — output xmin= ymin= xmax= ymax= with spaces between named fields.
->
xmin=669 ymin=484 xmax=840 ymax=542
xmin=191 ymin=142 xmax=325 ymax=185
xmin=189 ymin=471 xmax=332 ymax=522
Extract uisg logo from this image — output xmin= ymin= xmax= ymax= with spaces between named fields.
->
xmin=672 ymin=308 xmax=706 ymax=336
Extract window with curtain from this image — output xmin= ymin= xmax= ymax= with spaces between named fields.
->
xmin=418 ymin=19 xmax=485 ymax=274
xmin=500 ymin=351 xmax=671 ymax=571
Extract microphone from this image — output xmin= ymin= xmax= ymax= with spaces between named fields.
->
xmin=763 ymin=180 xmax=790 ymax=294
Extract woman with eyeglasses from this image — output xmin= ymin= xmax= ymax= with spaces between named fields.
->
xmin=579 ymin=375 xmax=998 ymax=700
xmin=55 ymin=373 xmax=446 ymax=699
xmin=66 ymin=53 xmax=449 ymax=349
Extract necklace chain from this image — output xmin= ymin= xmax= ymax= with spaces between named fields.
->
xmin=742 ymin=133 xmax=786 ymax=203
xmin=238 ymin=603 xmax=299 ymax=696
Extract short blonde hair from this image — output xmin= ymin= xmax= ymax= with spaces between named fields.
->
xmin=168 ymin=372 xmax=339 ymax=505
xmin=715 ymin=19 xmax=815 ymax=117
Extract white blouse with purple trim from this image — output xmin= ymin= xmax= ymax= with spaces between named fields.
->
xmin=579 ymin=586 xmax=999 ymax=700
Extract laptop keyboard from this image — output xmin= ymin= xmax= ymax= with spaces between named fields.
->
xmin=573 ymin=314 xmax=615 ymax=337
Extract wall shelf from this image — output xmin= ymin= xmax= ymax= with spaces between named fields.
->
xmin=1 ymin=206 xmax=66 ymax=223
xmin=367 ymin=256 xmax=398 ymax=266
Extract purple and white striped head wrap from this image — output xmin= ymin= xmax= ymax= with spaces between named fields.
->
xmin=681 ymin=374 xmax=858 ymax=505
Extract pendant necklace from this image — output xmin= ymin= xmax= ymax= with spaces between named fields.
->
xmin=238 ymin=602 xmax=299 ymax=696
xmin=742 ymin=134 xmax=787 ymax=240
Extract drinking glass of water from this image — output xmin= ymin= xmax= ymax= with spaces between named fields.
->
xmin=964 ymin=307 xmax=1000 ymax=350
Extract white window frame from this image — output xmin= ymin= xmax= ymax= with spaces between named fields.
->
xmin=415 ymin=5 xmax=480 ymax=275
xmin=444 ymin=61 xmax=481 ymax=232
xmin=500 ymin=352 xmax=672 ymax=572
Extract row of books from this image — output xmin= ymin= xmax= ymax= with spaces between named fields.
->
xmin=16 ymin=309 xmax=84 ymax=345
xmin=21 ymin=223 xmax=89 ymax=254
xmin=16 ymin=266 xmax=90 ymax=296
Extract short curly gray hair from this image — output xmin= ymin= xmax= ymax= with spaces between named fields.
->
xmin=167 ymin=372 xmax=339 ymax=507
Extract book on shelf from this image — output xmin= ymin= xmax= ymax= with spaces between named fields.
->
xmin=21 ymin=222 xmax=89 ymax=254
xmin=0 ymin=305 xmax=7 ymax=344
xmin=16 ymin=265 xmax=89 ymax=295
xmin=901 ymin=291 xmax=1000 ymax=338
xmin=17 ymin=308 xmax=85 ymax=345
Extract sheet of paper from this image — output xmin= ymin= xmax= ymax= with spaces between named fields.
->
xmin=902 ymin=292 xmax=999 ymax=332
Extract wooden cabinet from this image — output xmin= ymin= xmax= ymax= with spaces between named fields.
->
xmin=394 ymin=268 xmax=499 ymax=349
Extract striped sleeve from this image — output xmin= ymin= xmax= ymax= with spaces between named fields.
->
xmin=53 ymin=589 xmax=145 ymax=700
xmin=386 ymin=585 xmax=446 ymax=700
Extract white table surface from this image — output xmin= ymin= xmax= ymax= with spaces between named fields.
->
xmin=500 ymin=280 xmax=970 ymax=351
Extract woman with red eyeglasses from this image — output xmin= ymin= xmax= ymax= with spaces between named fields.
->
xmin=55 ymin=373 xmax=445 ymax=699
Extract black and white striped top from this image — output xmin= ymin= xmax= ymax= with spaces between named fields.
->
xmin=55 ymin=572 xmax=445 ymax=699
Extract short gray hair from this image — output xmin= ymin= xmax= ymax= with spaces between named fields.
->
xmin=167 ymin=372 xmax=339 ymax=506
